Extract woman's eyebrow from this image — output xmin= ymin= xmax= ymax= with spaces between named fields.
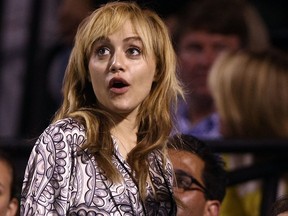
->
xmin=123 ymin=36 xmax=142 ymax=43
xmin=124 ymin=36 xmax=142 ymax=41
xmin=95 ymin=37 xmax=109 ymax=43
xmin=94 ymin=36 xmax=142 ymax=45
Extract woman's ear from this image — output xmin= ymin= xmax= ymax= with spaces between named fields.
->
xmin=7 ymin=197 xmax=18 ymax=216
xmin=204 ymin=200 xmax=221 ymax=216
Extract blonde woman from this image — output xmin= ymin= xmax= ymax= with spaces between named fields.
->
xmin=208 ymin=49 xmax=288 ymax=216
xmin=21 ymin=2 xmax=182 ymax=215
xmin=209 ymin=49 xmax=288 ymax=138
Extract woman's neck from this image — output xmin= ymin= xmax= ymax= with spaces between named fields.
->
xmin=111 ymin=116 xmax=138 ymax=159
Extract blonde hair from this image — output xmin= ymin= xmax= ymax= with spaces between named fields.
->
xmin=53 ymin=1 xmax=183 ymax=199
xmin=208 ymin=49 xmax=288 ymax=138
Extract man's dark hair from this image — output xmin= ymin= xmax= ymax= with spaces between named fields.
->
xmin=168 ymin=133 xmax=227 ymax=202
xmin=270 ymin=196 xmax=288 ymax=216
xmin=173 ymin=0 xmax=248 ymax=50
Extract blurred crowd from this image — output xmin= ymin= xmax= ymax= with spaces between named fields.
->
xmin=0 ymin=0 xmax=287 ymax=139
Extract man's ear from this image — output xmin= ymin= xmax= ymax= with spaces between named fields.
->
xmin=7 ymin=198 xmax=18 ymax=216
xmin=204 ymin=200 xmax=221 ymax=216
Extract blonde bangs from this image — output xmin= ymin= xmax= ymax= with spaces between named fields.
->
xmin=77 ymin=2 xmax=155 ymax=60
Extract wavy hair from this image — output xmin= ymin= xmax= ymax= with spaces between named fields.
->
xmin=53 ymin=1 xmax=183 ymax=199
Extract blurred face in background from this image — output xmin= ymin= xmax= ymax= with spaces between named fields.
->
xmin=177 ymin=31 xmax=241 ymax=100
xmin=0 ymin=160 xmax=18 ymax=216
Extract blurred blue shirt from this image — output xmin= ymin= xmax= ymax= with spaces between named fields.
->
xmin=176 ymin=102 xmax=221 ymax=139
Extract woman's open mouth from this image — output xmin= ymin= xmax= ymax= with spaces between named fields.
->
xmin=109 ymin=77 xmax=130 ymax=94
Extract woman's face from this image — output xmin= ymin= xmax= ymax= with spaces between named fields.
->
xmin=88 ymin=19 xmax=156 ymax=117
xmin=0 ymin=160 xmax=18 ymax=216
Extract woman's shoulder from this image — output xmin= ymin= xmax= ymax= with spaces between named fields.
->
xmin=47 ymin=117 xmax=86 ymax=134
xmin=38 ymin=117 xmax=87 ymax=147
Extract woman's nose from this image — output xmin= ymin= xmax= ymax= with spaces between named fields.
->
xmin=109 ymin=51 xmax=125 ymax=72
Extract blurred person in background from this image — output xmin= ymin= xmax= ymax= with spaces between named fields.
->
xmin=208 ymin=49 xmax=288 ymax=216
xmin=47 ymin=0 xmax=103 ymax=106
xmin=171 ymin=0 xmax=269 ymax=139
xmin=31 ymin=0 xmax=102 ymax=135
xmin=0 ymin=150 xmax=18 ymax=216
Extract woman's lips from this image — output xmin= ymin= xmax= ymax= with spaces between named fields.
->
xmin=109 ymin=77 xmax=130 ymax=94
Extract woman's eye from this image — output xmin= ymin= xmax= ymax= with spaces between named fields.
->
xmin=127 ymin=47 xmax=141 ymax=56
xmin=97 ymin=47 xmax=110 ymax=56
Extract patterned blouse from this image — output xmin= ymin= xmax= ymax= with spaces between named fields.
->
xmin=20 ymin=118 xmax=176 ymax=215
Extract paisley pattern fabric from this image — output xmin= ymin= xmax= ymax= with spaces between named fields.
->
xmin=20 ymin=118 xmax=176 ymax=215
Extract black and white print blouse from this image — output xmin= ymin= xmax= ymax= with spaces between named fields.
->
xmin=20 ymin=118 xmax=176 ymax=215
